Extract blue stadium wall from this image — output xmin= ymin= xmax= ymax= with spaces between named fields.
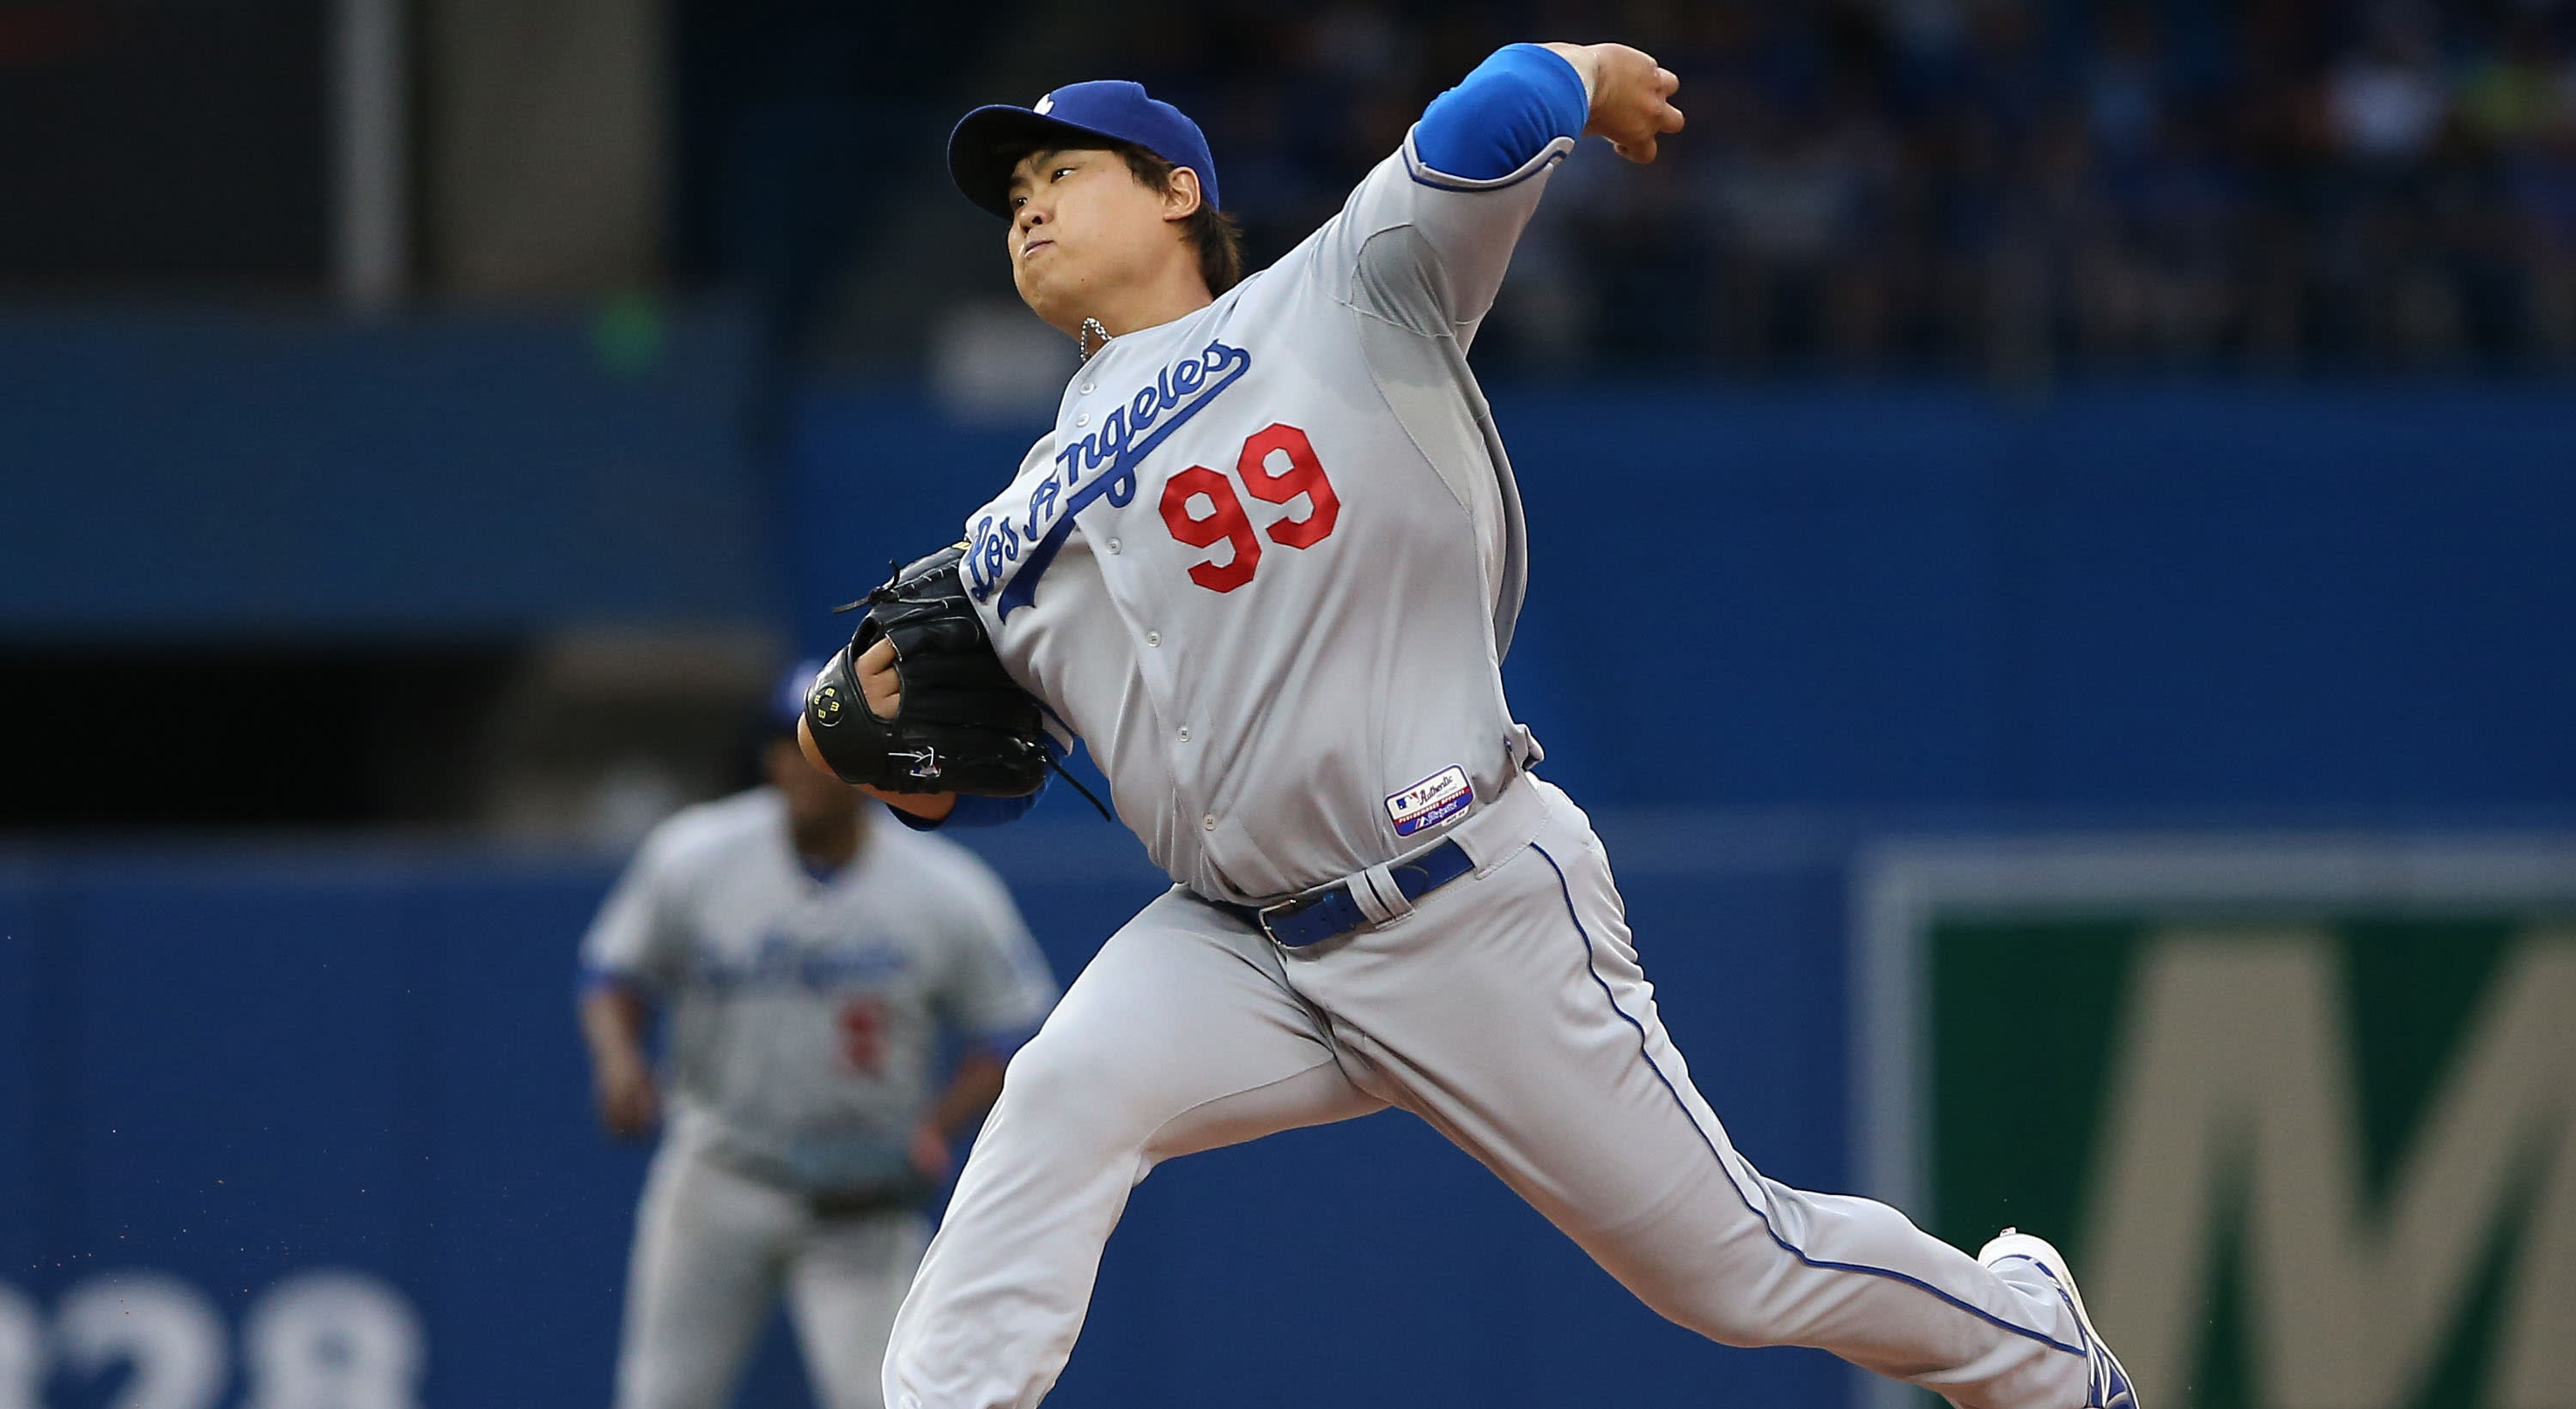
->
xmin=5 ymin=318 xmax=2575 ymax=1406
xmin=0 ymin=821 xmax=1861 ymax=1409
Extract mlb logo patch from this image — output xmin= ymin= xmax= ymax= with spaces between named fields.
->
xmin=1386 ymin=766 xmax=1473 ymax=838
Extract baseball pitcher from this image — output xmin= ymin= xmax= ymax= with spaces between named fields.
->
xmin=798 ymin=38 xmax=2135 ymax=1409
xmin=580 ymin=668 xmax=1058 ymax=1409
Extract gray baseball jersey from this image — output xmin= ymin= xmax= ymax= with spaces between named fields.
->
xmin=582 ymin=789 xmax=1056 ymax=1189
xmin=960 ymin=137 xmax=1550 ymax=903
xmin=885 ymin=115 xmax=2106 ymax=1409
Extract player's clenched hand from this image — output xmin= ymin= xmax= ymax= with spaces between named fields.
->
xmin=846 ymin=636 xmax=966 ymax=823
xmin=909 ymin=1122 xmax=954 ymax=1182
xmin=595 ymin=1054 xmax=659 ymax=1139
xmin=856 ymin=636 xmax=902 ymax=718
xmin=1550 ymin=42 xmax=1684 ymax=163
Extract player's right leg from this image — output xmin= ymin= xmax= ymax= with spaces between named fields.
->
xmin=880 ymin=886 xmax=1387 ymax=1409
xmin=1281 ymin=780 xmax=2102 ymax=1409
xmin=613 ymin=1120 xmax=800 ymax=1409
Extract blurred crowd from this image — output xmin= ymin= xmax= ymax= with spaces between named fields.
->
xmin=1112 ymin=0 xmax=2576 ymax=376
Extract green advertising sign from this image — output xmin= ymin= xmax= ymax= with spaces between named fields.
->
xmin=1855 ymin=839 xmax=2576 ymax=1409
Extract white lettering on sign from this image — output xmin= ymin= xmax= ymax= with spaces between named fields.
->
xmin=242 ymin=1270 xmax=426 ymax=1409
xmin=3 ymin=1267 xmax=428 ymax=1409
xmin=0 ymin=1283 xmax=42 ymax=1409
xmin=2085 ymin=933 xmax=2576 ymax=1409
xmin=57 ymin=1272 xmax=226 ymax=1409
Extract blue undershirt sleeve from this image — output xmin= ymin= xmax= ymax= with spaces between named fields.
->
xmin=1413 ymin=43 xmax=1590 ymax=181
xmin=574 ymin=964 xmax=659 ymax=1004
xmin=910 ymin=791 xmax=1040 ymax=829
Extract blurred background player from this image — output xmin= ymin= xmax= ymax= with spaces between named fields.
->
xmin=576 ymin=665 xmax=1059 ymax=1409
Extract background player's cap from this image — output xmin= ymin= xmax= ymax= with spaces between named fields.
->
xmin=772 ymin=659 xmax=825 ymax=737
xmin=948 ymin=81 xmax=1219 ymax=221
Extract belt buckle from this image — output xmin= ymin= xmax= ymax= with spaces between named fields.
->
xmin=1253 ymin=891 xmax=1317 ymax=946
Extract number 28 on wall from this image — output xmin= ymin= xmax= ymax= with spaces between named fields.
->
xmin=1157 ymin=422 xmax=1340 ymax=592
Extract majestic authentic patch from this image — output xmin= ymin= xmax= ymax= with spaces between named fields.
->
xmin=1386 ymin=766 xmax=1473 ymax=838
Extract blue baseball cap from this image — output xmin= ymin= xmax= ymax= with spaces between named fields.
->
xmin=948 ymin=81 xmax=1219 ymax=221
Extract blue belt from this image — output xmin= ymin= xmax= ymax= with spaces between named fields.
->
xmin=1210 ymin=838 xmax=1477 ymax=948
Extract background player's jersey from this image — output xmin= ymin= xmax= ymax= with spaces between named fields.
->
xmin=581 ymin=790 xmax=1055 ymax=1189
xmin=963 ymin=131 xmax=1571 ymax=903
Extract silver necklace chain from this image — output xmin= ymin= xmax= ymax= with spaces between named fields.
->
xmin=1078 ymin=317 xmax=1111 ymax=361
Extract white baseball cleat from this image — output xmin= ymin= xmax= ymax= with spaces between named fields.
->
xmin=1977 ymin=1228 xmax=2138 ymax=1409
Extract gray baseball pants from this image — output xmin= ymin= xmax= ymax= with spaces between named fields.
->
xmin=882 ymin=777 xmax=2091 ymax=1409
xmin=617 ymin=1121 xmax=927 ymax=1409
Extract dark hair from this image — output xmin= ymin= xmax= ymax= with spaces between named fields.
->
xmin=1115 ymin=145 xmax=1244 ymax=295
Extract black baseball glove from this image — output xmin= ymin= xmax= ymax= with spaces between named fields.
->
xmin=802 ymin=544 xmax=1050 ymax=796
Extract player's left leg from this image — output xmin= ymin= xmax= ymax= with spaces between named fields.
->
xmin=784 ymin=1208 xmax=931 ymax=1409
xmin=1280 ymin=777 xmax=2100 ymax=1409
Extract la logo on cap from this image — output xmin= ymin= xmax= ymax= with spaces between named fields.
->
xmin=1034 ymin=94 xmax=1054 ymax=114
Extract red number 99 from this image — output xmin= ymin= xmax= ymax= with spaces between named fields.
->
xmin=1237 ymin=423 xmax=1340 ymax=548
xmin=1157 ymin=465 xmax=1263 ymax=592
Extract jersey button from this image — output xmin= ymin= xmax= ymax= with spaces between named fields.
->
xmin=1074 ymin=411 xmax=1091 ymax=427
xmin=1145 ymin=630 xmax=1160 ymax=647
xmin=1106 ymin=537 xmax=1121 ymax=555
xmin=1078 ymin=381 xmax=1095 ymax=394
xmin=1202 ymin=815 xmax=1218 ymax=831
xmin=1176 ymin=726 xmax=1190 ymax=742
